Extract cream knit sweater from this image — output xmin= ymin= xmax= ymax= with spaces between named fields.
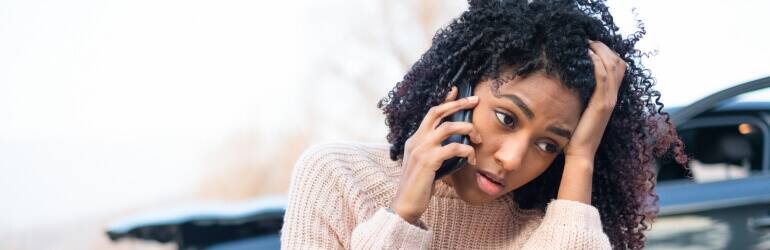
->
xmin=280 ymin=142 xmax=612 ymax=249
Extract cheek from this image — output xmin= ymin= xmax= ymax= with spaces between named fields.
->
xmin=470 ymin=103 xmax=491 ymax=129
xmin=469 ymin=128 xmax=503 ymax=167
xmin=504 ymin=154 xmax=554 ymax=190
xmin=470 ymin=103 xmax=505 ymax=143
xmin=469 ymin=105 xmax=496 ymax=150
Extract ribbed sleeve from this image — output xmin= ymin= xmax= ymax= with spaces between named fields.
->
xmin=350 ymin=208 xmax=432 ymax=249
xmin=280 ymin=144 xmax=350 ymax=249
xmin=522 ymin=199 xmax=612 ymax=249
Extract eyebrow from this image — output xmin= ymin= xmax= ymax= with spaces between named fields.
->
xmin=500 ymin=94 xmax=534 ymax=119
xmin=547 ymin=126 xmax=573 ymax=140
xmin=500 ymin=94 xmax=572 ymax=140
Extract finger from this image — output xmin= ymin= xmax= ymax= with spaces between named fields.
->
xmin=588 ymin=41 xmax=625 ymax=81
xmin=429 ymin=95 xmax=479 ymax=130
xmin=588 ymin=40 xmax=619 ymax=64
xmin=418 ymin=95 xmax=479 ymax=133
xmin=433 ymin=142 xmax=477 ymax=167
xmin=416 ymin=86 xmax=459 ymax=134
xmin=586 ymin=48 xmax=616 ymax=113
xmin=444 ymin=86 xmax=458 ymax=103
xmin=587 ymin=47 xmax=608 ymax=88
xmin=430 ymin=121 xmax=482 ymax=145
xmin=588 ymin=41 xmax=623 ymax=110
xmin=468 ymin=126 xmax=482 ymax=144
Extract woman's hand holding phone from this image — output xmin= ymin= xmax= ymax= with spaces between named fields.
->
xmin=390 ymin=86 xmax=483 ymax=225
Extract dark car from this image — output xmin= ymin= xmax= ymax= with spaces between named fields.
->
xmin=107 ymin=77 xmax=770 ymax=250
xmin=647 ymin=76 xmax=770 ymax=249
xmin=106 ymin=196 xmax=286 ymax=250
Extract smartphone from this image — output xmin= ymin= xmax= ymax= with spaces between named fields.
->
xmin=434 ymin=62 xmax=474 ymax=180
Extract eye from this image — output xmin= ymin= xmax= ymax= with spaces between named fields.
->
xmin=535 ymin=141 xmax=560 ymax=154
xmin=495 ymin=111 xmax=517 ymax=128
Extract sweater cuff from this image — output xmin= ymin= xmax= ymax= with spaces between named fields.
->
xmin=384 ymin=207 xmax=430 ymax=230
xmin=542 ymin=199 xmax=603 ymax=231
xmin=351 ymin=207 xmax=432 ymax=249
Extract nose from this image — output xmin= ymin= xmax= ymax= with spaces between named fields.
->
xmin=493 ymin=136 xmax=528 ymax=172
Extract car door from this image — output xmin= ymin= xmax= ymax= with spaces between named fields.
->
xmin=647 ymin=76 xmax=770 ymax=250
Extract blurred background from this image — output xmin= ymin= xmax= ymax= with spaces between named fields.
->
xmin=2 ymin=0 xmax=769 ymax=249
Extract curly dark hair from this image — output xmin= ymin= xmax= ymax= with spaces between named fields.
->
xmin=376 ymin=0 xmax=688 ymax=248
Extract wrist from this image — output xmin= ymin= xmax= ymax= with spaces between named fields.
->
xmin=564 ymin=155 xmax=595 ymax=169
xmin=389 ymin=205 xmax=420 ymax=225
xmin=558 ymin=155 xmax=595 ymax=204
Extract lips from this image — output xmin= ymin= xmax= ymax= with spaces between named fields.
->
xmin=478 ymin=170 xmax=504 ymax=185
xmin=476 ymin=170 xmax=504 ymax=195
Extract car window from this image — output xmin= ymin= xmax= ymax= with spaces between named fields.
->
xmin=657 ymin=123 xmax=765 ymax=183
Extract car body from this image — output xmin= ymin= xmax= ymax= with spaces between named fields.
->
xmin=647 ymin=77 xmax=770 ymax=249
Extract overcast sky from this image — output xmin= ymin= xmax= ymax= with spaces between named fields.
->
xmin=609 ymin=0 xmax=770 ymax=105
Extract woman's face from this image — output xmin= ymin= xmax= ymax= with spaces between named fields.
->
xmin=442 ymin=72 xmax=583 ymax=205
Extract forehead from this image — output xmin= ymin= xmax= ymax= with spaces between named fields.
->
xmin=488 ymin=73 xmax=582 ymax=126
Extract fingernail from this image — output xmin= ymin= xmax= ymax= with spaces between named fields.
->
xmin=467 ymin=96 xmax=478 ymax=102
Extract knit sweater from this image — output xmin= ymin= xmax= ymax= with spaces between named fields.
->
xmin=280 ymin=141 xmax=612 ymax=249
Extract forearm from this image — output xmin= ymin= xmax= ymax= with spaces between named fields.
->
xmin=556 ymin=156 xmax=594 ymax=204
xmin=351 ymin=207 xmax=433 ymax=249
xmin=522 ymin=199 xmax=611 ymax=250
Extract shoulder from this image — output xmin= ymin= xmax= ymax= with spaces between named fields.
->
xmin=288 ymin=141 xmax=402 ymax=201
xmin=292 ymin=141 xmax=401 ymax=179
xmin=294 ymin=141 xmax=395 ymax=168
xmin=282 ymin=142 xmax=401 ymax=248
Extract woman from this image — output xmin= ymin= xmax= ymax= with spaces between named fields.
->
xmin=281 ymin=0 xmax=687 ymax=249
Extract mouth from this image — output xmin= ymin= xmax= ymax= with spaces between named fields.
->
xmin=476 ymin=169 xmax=504 ymax=195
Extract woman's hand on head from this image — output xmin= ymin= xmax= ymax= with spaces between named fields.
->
xmin=557 ymin=40 xmax=625 ymax=204
xmin=390 ymin=86 xmax=482 ymax=225
xmin=563 ymin=40 xmax=626 ymax=163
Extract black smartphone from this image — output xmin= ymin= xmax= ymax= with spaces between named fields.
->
xmin=435 ymin=62 xmax=474 ymax=180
